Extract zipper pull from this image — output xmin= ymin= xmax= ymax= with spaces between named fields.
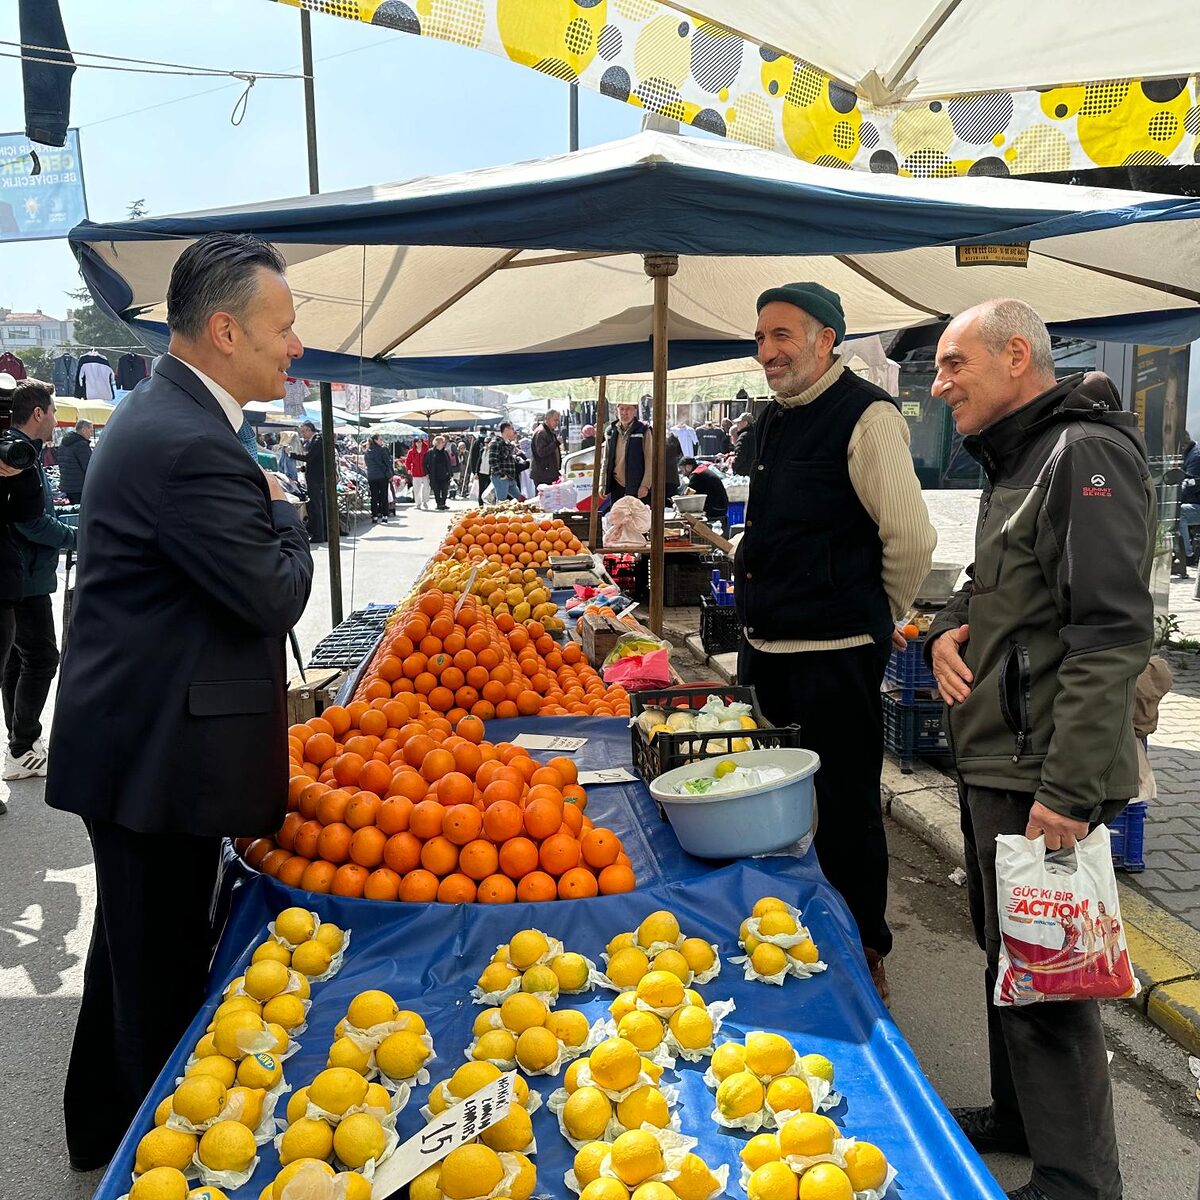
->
xmin=1013 ymin=730 xmax=1026 ymax=763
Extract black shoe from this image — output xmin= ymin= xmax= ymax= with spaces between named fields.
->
xmin=1006 ymin=1184 xmax=1053 ymax=1200
xmin=952 ymin=1106 xmax=1029 ymax=1155
xmin=68 ymin=1154 xmax=110 ymax=1173
xmin=864 ymin=947 xmax=890 ymax=1004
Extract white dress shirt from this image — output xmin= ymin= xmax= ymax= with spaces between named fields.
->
xmin=171 ymin=355 xmax=244 ymax=431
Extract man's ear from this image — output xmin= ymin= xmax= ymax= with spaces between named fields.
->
xmin=1008 ymin=334 xmax=1032 ymax=378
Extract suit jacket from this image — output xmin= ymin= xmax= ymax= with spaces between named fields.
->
xmin=45 ymin=355 xmax=314 ymax=837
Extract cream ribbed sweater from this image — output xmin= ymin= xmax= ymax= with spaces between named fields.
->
xmin=744 ymin=357 xmax=937 ymax=654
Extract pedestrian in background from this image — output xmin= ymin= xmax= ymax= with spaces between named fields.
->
xmin=423 ymin=434 xmax=453 ymax=511
xmin=56 ymin=418 xmax=93 ymax=505
xmin=602 ymin=402 xmax=653 ymax=506
xmin=364 ymin=432 xmax=393 ymax=523
xmin=404 ymin=437 xmax=431 ymax=510
xmin=293 ymin=419 xmax=327 ymax=543
xmin=531 ymin=409 xmax=563 ymax=487
xmin=488 ymin=422 xmax=527 ymax=502
xmin=468 ymin=433 xmax=490 ymax=505
xmin=927 ymin=299 xmax=1152 ymax=1200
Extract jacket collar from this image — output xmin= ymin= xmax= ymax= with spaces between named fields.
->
xmin=155 ymin=353 xmax=232 ymax=427
xmin=11 ymin=427 xmax=41 ymax=450
xmin=966 ymin=375 xmax=1085 ymax=479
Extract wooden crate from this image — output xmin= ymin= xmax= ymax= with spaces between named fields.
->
xmin=287 ymin=668 xmax=342 ymax=725
xmin=580 ymin=610 xmax=627 ymax=666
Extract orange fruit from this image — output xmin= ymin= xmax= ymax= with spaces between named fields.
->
xmin=276 ymin=811 xmax=303 ymax=852
xmin=539 ymin=833 xmax=581 ymax=876
xmin=383 ymin=831 xmax=422 ymax=875
xmin=420 ymin=835 xmax=459 ymax=876
xmin=305 ymin=733 xmax=337 ymax=766
xmin=357 ymin=759 xmax=393 ymax=798
xmin=409 ymin=800 xmax=445 ymax=840
xmin=438 ymin=772 xmax=476 ymax=809
xmin=345 ymin=791 xmax=381 ymax=830
xmin=350 ymin=826 xmax=387 ymax=869
xmin=399 ymin=869 xmax=440 ymax=902
xmin=598 ymin=864 xmax=636 ymax=894
xmin=316 ymin=789 xmax=352 ymax=827
xmin=403 ymin=734 xmax=435 ymax=768
xmin=332 ymin=864 xmax=369 ymax=898
xmin=293 ymin=819 xmax=323 ymax=860
xmin=523 ymin=799 xmax=561 ymax=841
xmin=301 ymin=860 xmax=336 ymax=893
xmin=477 ymin=874 xmax=517 ymax=904
xmin=277 ymin=855 xmax=311 ymax=889
xmin=581 ymin=828 xmax=620 ymax=868
xmin=388 ymin=771 xmax=428 ymax=803
xmin=498 ymin=837 xmax=539 ymax=879
xmin=364 ymin=867 xmax=401 ymax=901
xmin=459 ymin=839 xmax=500 ymax=881
xmin=516 ymin=871 xmax=558 ymax=902
xmin=437 ymin=873 xmax=477 ymax=904
xmin=420 ymin=748 xmax=456 ymax=783
xmin=560 ymin=803 xmax=584 ymax=837
xmin=442 ymin=803 xmax=482 ymax=845
xmin=456 ymin=715 xmax=485 ymax=743
xmin=558 ymin=867 xmax=599 ymax=900
xmin=515 ymin=692 xmax=541 ymax=717
xmin=376 ymin=797 xmax=413 ymax=836
xmin=482 ymin=800 xmax=523 ymax=842
xmin=317 ymin=822 xmax=353 ymax=865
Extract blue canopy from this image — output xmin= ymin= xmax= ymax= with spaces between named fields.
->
xmin=70 ymin=133 xmax=1200 ymax=387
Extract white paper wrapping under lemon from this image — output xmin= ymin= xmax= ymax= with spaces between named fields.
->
xmin=663 ymin=998 xmax=737 ymax=1062
xmin=420 ymin=1082 xmax=543 ymax=1123
xmin=565 ymin=1148 xmax=727 ymax=1198
xmin=471 ymin=974 xmax=522 ymax=1007
xmin=743 ymin=903 xmax=810 ymax=946
xmin=267 ymin=910 xmax=322 ymax=951
xmin=731 ymin=949 xmax=828 ymax=985
xmin=464 ymin=1018 xmax=595 ymax=1077
xmin=341 ymin=1011 xmax=428 ymax=1054
xmin=169 ymin=1077 xmax=287 ymax=1146
xmin=562 ymin=1060 xmax=670 ymax=1104
xmin=267 ymin=913 xmax=351 ymax=981
xmin=703 ymin=1055 xmax=837 ymax=1129
xmin=189 ymin=1142 xmax=260 ymax=1191
xmin=738 ymin=1139 xmax=898 ymax=1200
xmin=597 ymin=1125 xmax=698 ymax=1183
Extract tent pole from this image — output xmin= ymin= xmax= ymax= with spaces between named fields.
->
xmin=300 ymin=10 xmax=343 ymax=625
xmin=588 ymin=377 xmax=607 ymax=553
xmin=644 ymin=254 xmax=678 ymax=636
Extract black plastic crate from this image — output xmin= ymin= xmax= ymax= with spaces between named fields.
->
xmin=699 ymin=594 xmax=741 ymax=655
xmin=662 ymin=556 xmax=729 ymax=608
xmin=629 ymin=684 xmax=801 ymax=787
xmin=882 ymin=689 xmax=947 ymax=773
xmin=308 ymin=607 xmax=394 ymax=669
xmin=885 ymin=634 xmax=939 ymax=703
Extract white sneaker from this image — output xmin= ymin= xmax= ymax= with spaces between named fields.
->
xmin=3 ymin=745 xmax=47 ymax=780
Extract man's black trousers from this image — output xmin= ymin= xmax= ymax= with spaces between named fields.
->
xmin=368 ymin=477 xmax=389 ymax=520
xmin=2 ymin=592 xmax=59 ymax=755
xmin=738 ymin=638 xmax=893 ymax=956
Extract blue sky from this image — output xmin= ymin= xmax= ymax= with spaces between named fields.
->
xmin=0 ymin=0 xmax=644 ymax=316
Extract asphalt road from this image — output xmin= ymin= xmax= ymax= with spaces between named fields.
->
xmin=2 ymin=502 xmax=1197 ymax=1199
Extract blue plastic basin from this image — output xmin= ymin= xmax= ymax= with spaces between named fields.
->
xmin=649 ymin=748 xmax=819 ymax=859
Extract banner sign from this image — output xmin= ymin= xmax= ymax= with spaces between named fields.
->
xmin=0 ymin=129 xmax=88 ymax=244
xmin=955 ymin=243 xmax=1030 ymax=268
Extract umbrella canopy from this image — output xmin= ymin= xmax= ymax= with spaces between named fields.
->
xmin=359 ymin=420 xmax=425 ymax=438
xmin=366 ymin=400 xmax=502 ymax=423
xmin=71 ymin=131 xmax=1200 ymax=392
xmin=653 ymin=1 xmax=1200 ymax=103
xmin=244 ymin=399 xmax=367 ymax=426
xmin=54 ymin=399 xmax=115 ymax=426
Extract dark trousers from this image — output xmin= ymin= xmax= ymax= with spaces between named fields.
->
xmin=367 ymin=477 xmax=389 ymax=520
xmin=739 ymin=638 xmax=893 ymax=956
xmin=431 ymin=479 xmax=450 ymax=508
xmin=477 ymin=473 xmax=490 ymax=505
xmin=2 ymin=592 xmax=58 ymax=755
xmin=306 ymin=477 xmax=327 ymax=542
xmin=65 ymin=818 xmax=222 ymax=1168
xmin=960 ymin=785 xmax=1123 ymax=1200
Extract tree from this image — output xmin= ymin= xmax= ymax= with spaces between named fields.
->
xmin=12 ymin=348 xmax=53 ymax=383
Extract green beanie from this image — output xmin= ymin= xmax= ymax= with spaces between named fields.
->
xmin=756 ymin=282 xmax=846 ymax=345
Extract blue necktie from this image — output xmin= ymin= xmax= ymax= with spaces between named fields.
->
xmin=237 ymin=417 xmax=259 ymax=461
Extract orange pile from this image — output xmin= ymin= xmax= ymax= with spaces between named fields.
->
xmin=354 ymin=588 xmax=630 ymax=720
xmin=237 ymin=698 xmax=637 ymax=904
xmin=435 ymin=510 xmax=585 ymax=566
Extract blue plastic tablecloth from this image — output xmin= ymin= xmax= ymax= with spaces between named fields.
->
xmin=93 ymin=717 xmax=1002 ymax=1200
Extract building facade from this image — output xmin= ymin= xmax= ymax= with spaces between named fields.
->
xmin=0 ymin=309 xmax=75 ymax=352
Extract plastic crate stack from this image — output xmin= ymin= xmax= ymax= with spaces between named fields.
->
xmin=307 ymin=604 xmax=395 ymax=669
xmin=699 ymin=572 xmax=740 ymax=655
xmin=882 ymin=634 xmax=948 ymax=773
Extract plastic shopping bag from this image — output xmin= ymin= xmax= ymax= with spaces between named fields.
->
xmin=602 ymin=648 xmax=671 ymax=691
xmin=994 ymin=825 xmax=1138 ymax=1006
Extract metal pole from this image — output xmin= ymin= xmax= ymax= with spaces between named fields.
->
xmin=568 ymin=84 xmax=579 ymax=152
xmin=644 ymin=254 xmax=678 ymax=635
xmin=300 ymin=10 xmax=343 ymax=624
xmin=588 ymin=376 xmax=607 ymax=552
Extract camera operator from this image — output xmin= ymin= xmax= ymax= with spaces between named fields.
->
xmin=0 ymin=374 xmax=47 ymax=810
xmin=2 ymin=380 xmax=75 ymax=783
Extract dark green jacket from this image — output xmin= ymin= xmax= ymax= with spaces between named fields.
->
xmin=12 ymin=428 xmax=75 ymax=597
xmin=927 ymin=373 xmax=1154 ymax=822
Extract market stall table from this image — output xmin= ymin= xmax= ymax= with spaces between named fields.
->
xmin=92 ymin=716 xmax=1002 ymax=1200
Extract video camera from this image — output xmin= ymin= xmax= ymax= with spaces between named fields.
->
xmin=0 ymin=374 xmax=37 ymax=471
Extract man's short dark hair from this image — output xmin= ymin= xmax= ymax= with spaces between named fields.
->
xmin=500 ymin=421 xmax=514 ymax=434
xmin=12 ymin=379 xmax=53 ymax=426
xmin=166 ymin=232 xmax=287 ymax=341
xmin=680 ymin=457 xmax=698 ymax=469
xmin=299 ymin=420 xmax=316 ymax=434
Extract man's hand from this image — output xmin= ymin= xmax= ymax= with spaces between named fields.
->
xmin=1026 ymin=800 xmax=1089 ymax=851
xmin=262 ymin=469 xmax=287 ymax=502
xmin=932 ymin=623 xmax=972 ymax=705
xmin=890 ymin=628 xmax=907 ymax=651
xmin=0 ymin=460 xmax=25 ymax=479
xmin=637 ymin=485 xmax=649 ymax=499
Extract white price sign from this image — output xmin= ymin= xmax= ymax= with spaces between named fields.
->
xmin=370 ymin=1071 xmax=516 ymax=1197
xmin=453 ymin=566 xmax=481 ymax=615
xmin=577 ymin=767 xmax=637 ymax=786
xmin=512 ymin=733 xmax=588 ymax=752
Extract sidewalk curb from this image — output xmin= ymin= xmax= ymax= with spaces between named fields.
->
xmin=882 ymin=756 xmax=1200 ymax=1057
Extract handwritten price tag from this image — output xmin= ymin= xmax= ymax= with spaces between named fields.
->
xmin=577 ymin=767 xmax=637 ymax=786
xmin=512 ymin=733 xmax=588 ymax=752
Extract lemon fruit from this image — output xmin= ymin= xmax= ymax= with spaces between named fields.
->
xmin=636 ymin=911 xmax=680 ymax=949
xmin=520 ymin=964 xmax=559 ymax=998
xmin=271 ymin=1159 xmax=335 ymax=1200
xmin=667 ymin=1155 xmax=721 ymax=1200
xmin=617 ymin=1010 xmax=664 ymax=1052
xmin=285 ymin=1087 xmax=310 ymax=1124
xmin=668 ymin=1005 xmax=714 ymax=1051
xmin=607 ymin=931 xmax=635 ymax=956
xmin=631 ymin=1185 xmax=674 ymax=1200
xmin=264 ymin=1023 xmax=290 ymax=1057
xmin=337 ymin=1175 xmax=372 ymax=1200
xmin=797 ymin=1163 xmax=853 ymax=1200
xmin=186 ymin=1056 xmax=237 ymax=1088
xmin=580 ymin=1182 xmax=630 ymax=1200
xmin=789 ymin=939 xmax=820 ymax=965
xmin=473 ymin=1029 xmax=517 ymax=1063
xmin=609 ymin=1128 xmax=664 ymax=1187
xmin=198 ymin=1120 xmax=256 ymax=1173
xmin=509 ymin=929 xmax=551 ymax=969
xmin=799 ymin=1053 xmax=834 ymax=1083
xmin=716 ymin=1070 xmax=765 ymax=1119
xmin=375 ymin=1030 xmax=429 ymax=1080
xmin=509 ymin=1151 xmax=537 ymax=1200
xmin=172 ymin=1075 xmax=227 ymax=1125
xmin=563 ymin=1085 xmax=614 ymax=1141
xmin=193 ymin=1032 xmax=219 ymax=1059
xmin=278 ymin=1117 xmax=334 ymax=1166
xmin=224 ymin=1086 xmax=265 ymax=1130
xmin=154 ymin=1096 xmax=173 ymax=1127
xmin=743 ymin=933 xmax=763 ymax=956
xmin=767 ymin=1076 xmax=814 ymax=1115
xmin=478 ymin=962 xmax=520 ymax=993
xmin=606 ymin=947 xmax=650 ymax=988
xmin=480 ymin=1103 xmax=533 ymax=1152
xmin=564 ymin=1057 xmax=588 ymax=1093
xmin=212 ymin=1011 xmax=268 ymax=1060
xmin=262 ymin=993 xmax=306 ymax=1032
xmin=609 ymin=992 xmax=639 ymax=1022
xmin=500 ymin=992 xmax=549 ymax=1034
xmin=333 ymin=1112 xmax=388 ymax=1170
xmin=314 ymin=922 xmax=345 ymax=953
xmin=745 ymin=1032 xmax=795 ymax=1077
xmin=274 ymin=907 xmax=315 ymax=945
xmin=545 ymin=1008 xmax=589 ymax=1048
xmin=130 ymin=1167 xmax=189 ymax=1200
xmin=363 ymin=1082 xmax=391 ymax=1113
xmin=408 ymin=1166 xmax=442 ymax=1200
xmin=574 ymin=1140 xmax=610 ymax=1186
xmin=515 ymin=1025 xmax=560 ymax=1072
xmin=551 ymin=951 xmax=590 ymax=992
xmin=844 ymin=1142 xmax=889 ymax=1191
xmin=244 ymin=960 xmax=290 ymax=1002
xmin=473 ymin=1006 xmax=502 ymax=1037
xmin=635 ymin=971 xmax=684 ymax=1011
xmin=779 ymin=1111 xmax=834 ymax=1157
xmin=679 ymin=938 xmax=715 ymax=976
xmin=188 ymin=1186 xmax=230 ymax=1200
xmin=237 ymin=1051 xmax=282 ymax=1090
xmin=393 ymin=1006 xmax=424 ymax=1031
xmin=752 ymin=897 xmax=790 ymax=918
xmin=439 ymin=1144 xmax=504 ymax=1200
xmin=449 ymin=1061 xmax=501 ymax=1097
xmin=713 ymin=759 xmax=737 ymax=779
xmin=758 ymin=910 xmax=798 ymax=938
xmin=748 ymin=1160 xmax=799 ymax=1200
xmin=640 ymin=1057 xmax=664 ymax=1083
xmin=288 ymin=971 xmax=311 ymax=1000
xmin=327 ymin=1036 xmax=372 ymax=1075
xmin=589 ymin=1037 xmax=642 ymax=1091
xmin=616 ymin=1084 xmax=669 ymax=1130
xmin=252 ymin=941 xmax=292 ymax=967
xmin=291 ymin=940 xmax=332 ymax=978
xmin=710 ymin=1041 xmax=746 ymax=1081
xmin=741 ymin=1132 xmax=782 ymax=1169
xmin=649 ymin=948 xmax=690 ymax=983
xmin=135 ymin=1127 xmax=198 ymax=1175
xmin=309 ymin=1067 xmax=368 ymax=1116
xmin=750 ymin=943 xmax=789 ymax=977
xmin=347 ymin=990 xmax=399 ymax=1030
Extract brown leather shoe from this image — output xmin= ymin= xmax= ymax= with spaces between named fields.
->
xmin=864 ymin=947 xmax=890 ymax=1004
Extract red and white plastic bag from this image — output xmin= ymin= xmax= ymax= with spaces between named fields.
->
xmin=994 ymin=824 xmax=1138 ymax=1006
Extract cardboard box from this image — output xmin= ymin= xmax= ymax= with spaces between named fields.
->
xmin=287 ymin=668 xmax=342 ymax=725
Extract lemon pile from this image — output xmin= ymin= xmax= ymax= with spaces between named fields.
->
xmin=737 ymin=897 xmax=822 ymax=982
xmin=407 ymin=1143 xmax=537 ymax=1200
xmin=470 ymin=987 xmax=592 ymax=1073
xmin=424 ymin=1061 xmax=537 ymax=1154
xmin=602 ymin=911 xmax=719 ymax=991
xmin=572 ymin=1139 xmax=726 ymax=1200
xmin=710 ymin=1031 xmax=835 ymax=1128
xmin=276 ymin=1067 xmax=397 ymax=1173
xmin=325 ymin=989 xmax=432 ymax=1084
xmin=476 ymin=927 xmax=594 ymax=1003
xmin=254 ymin=1159 xmax=373 ymax=1200
xmin=741 ymin=1125 xmax=890 ymax=1200
xmin=264 ymin=906 xmax=347 ymax=980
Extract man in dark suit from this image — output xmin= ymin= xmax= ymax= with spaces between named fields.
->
xmin=293 ymin=418 xmax=327 ymax=543
xmin=46 ymin=233 xmax=314 ymax=1171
